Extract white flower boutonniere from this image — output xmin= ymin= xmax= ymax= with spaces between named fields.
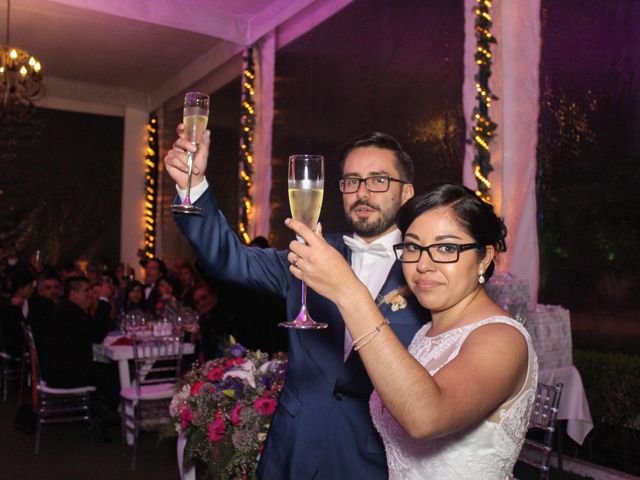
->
xmin=377 ymin=285 xmax=411 ymax=312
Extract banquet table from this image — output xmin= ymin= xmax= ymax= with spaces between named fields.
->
xmin=538 ymin=365 xmax=594 ymax=445
xmin=93 ymin=336 xmax=195 ymax=389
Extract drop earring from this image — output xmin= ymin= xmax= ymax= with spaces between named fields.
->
xmin=478 ymin=272 xmax=485 ymax=285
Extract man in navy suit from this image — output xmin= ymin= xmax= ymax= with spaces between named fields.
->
xmin=165 ymin=130 xmax=426 ymax=479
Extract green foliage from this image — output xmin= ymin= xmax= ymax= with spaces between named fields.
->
xmin=574 ymin=350 xmax=640 ymax=426
xmin=573 ymin=349 xmax=640 ymax=473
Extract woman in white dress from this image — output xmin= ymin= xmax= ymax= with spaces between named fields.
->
xmin=285 ymin=183 xmax=537 ymax=479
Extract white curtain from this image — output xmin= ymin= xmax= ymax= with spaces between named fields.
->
xmin=247 ymin=32 xmax=276 ymax=240
xmin=463 ymin=0 xmax=542 ymax=306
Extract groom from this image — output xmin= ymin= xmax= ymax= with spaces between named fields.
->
xmin=165 ymin=130 xmax=426 ymax=479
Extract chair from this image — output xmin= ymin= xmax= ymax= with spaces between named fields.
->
xmin=0 ymin=350 xmax=24 ymax=402
xmin=120 ymin=334 xmax=184 ymax=469
xmin=0 ymin=320 xmax=30 ymax=402
xmin=518 ymin=382 xmax=564 ymax=480
xmin=22 ymin=323 xmax=96 ymax=454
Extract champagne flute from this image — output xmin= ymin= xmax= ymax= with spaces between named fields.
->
xmin=171 ymin=91 xmax=210 ymax=215
xmin=279 ymin=154 xmax=327 ymax=329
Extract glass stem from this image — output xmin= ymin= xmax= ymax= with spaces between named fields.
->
xmin=300 ymin=281 xmax=308 ymax=316
xmin=184 ymin=143 xmax=198 ymax=204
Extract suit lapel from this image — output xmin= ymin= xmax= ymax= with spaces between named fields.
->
xmin=341 ymin=260 xmax=406 ymax=365
xmin=375 ymin=261 xmax=406 ymax=319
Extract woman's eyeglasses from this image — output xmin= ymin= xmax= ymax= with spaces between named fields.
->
xmin=393 ymin=242 xmax=480 ymax=263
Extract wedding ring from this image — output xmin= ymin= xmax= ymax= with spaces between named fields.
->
xmin=292 ymin=255 xmax=299 ymax=268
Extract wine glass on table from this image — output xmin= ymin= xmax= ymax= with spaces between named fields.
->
xmin=279 ymin=154 xmax=327 ymax=329
xmin=171 ymin=91 xmax=210 ymax=215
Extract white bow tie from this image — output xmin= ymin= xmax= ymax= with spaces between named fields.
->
xmin=343 ymin=235 xmax=393 ymax=258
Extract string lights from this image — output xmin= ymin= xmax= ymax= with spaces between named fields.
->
xmin=238 ymin=47 xmax=256 ymax=244
xmin=470 ymin=0 xmax=498 ymax=203
xmin=143 ymin=113 xmax=159 ymax=259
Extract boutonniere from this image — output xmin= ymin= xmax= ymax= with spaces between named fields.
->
xmin=377 ymin=285 xmax=411 ymax=312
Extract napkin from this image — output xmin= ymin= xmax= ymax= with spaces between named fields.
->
xmin=111 ymin=336 xmax=133 ymax=346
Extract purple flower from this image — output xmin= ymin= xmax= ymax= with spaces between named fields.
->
xmin=260 ymin=376 xmax=273 ymax=390
xmin=229 ymin=343 xmax=247 ymax=358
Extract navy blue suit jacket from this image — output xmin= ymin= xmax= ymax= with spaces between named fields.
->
xmin=174 ymin=188 xmax=426 ymax=479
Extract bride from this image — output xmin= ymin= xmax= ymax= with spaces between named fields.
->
xmin=285 ymin=183 xmax=537 ymax=479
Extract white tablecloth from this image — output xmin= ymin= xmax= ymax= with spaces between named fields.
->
xmin=539 ymin=365 xmax=593 ymax=445
xmin=93 ymin=337 xmax=195 ymax=388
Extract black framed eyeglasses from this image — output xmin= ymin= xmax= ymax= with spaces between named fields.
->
xmin=393 ymin=242 xmax=481 ymax=263
xmin=339 ymin=175 xmax=407 ymax=193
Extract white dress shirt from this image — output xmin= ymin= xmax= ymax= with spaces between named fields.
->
xmin=176 ymin=178 xmax=209 ymax=203
xmin=343 ymin=229 xmax=401 ymax=360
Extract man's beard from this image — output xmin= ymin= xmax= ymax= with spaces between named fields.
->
xmin=345 ymin=199 xmax=399 ymax=239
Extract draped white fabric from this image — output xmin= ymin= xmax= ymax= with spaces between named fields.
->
xmin=463 ymin=0 xmax=541 ymax=306
xmin=249 ymin=32 xmax=277 ymax=240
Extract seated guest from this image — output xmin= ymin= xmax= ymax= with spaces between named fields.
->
xmin=28 ymin=269 xmax=62 ymax=350
xmin=118 ymin=280 xmax=145 ymax=314
xmin=35 ymin=269 xmax=63 ymax=305
xmin=177 ymin=264 xmax=198 ymax=309
xmin=154 ymin=275 xmax=180 ymax=314
xmin=187 ymin=283 xmax=235 ymax=361
xmin=40 ymin=276 xmax=120 ymax=416
xmin=142 ymin=257 xmax=166 ymax=309
xmin=88 ymin=275 xmax=116 ymax=320
xmin=0 ymin=269 xmax=34 ymax=357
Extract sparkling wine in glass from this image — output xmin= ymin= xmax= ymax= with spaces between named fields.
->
xmin=171 ymin=91 xmax=210 ymax=215
xmin=279 ymin=154 xmax=327 ymax=329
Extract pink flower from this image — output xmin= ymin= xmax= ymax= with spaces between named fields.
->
xmin=224 ymin=358 xmax=245 ymax=369
xmin=207 ymin=366 xmax=225 ymax=382
xmin=179 ymin=407 xmax=193 ymax=429
xmin=190 ymin=381 xmax=206 ymax=395
xmin=230 ymin=404 xmax=242 ymax=426
xmin=254 ymin=398 xmax=277 ymax=416
xmin=208 ymin=412 xmax=226 ymax=442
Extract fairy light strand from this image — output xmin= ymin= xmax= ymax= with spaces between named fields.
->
xmin=238 ymin=47 xmax=256 ymax=244
xmin=470 ymin=0 xmax=498 ymax=203
xmin=143 ymin=113 xmax=158 ymax=258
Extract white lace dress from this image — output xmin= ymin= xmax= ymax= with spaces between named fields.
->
xmin=370 ymin=316 xmax=538 ymax=479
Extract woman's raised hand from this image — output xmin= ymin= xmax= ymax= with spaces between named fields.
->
xmin=285 ymin=218 xmax=360 ymax=306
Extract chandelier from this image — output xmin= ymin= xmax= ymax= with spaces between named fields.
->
xmin=1 ymin=0 xmax=43 ymax=113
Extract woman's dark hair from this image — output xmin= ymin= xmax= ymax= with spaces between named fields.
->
xmin=396 ymin=183 xmax=507 ymax=280
xmin=339 ymin=131 xmax=414 ymax=183
xmin=125 ymin=280 xmax=144 ymax=299
xmin=157 ymin=275 xmax=179 ymax=293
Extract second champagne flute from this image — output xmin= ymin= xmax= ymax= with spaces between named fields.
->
xmin=279 ymin=154 xmax=327 ymax=329
xmin=171 ymin=91 xmax=210 ymax=215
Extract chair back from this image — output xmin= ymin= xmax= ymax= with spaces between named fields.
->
xmin=518 ymin=382 xmax=564 ymax=480
xmin=21 ymin=323 xmax=42 ymax=406
xmin=131 ymin=335 xmax=183 ymax=392
xmin=529 ymin=382 xmax=563 ymax=435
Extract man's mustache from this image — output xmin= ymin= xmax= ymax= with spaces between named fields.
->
xmin=350 ymin=200 xmax=379 ymax=212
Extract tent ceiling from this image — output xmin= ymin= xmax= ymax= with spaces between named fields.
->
xmin=3 ymin=0 xmax=315 ymax=111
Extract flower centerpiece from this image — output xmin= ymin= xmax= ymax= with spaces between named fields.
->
xmin=169 ymin=337 xmax=287 ymax=479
